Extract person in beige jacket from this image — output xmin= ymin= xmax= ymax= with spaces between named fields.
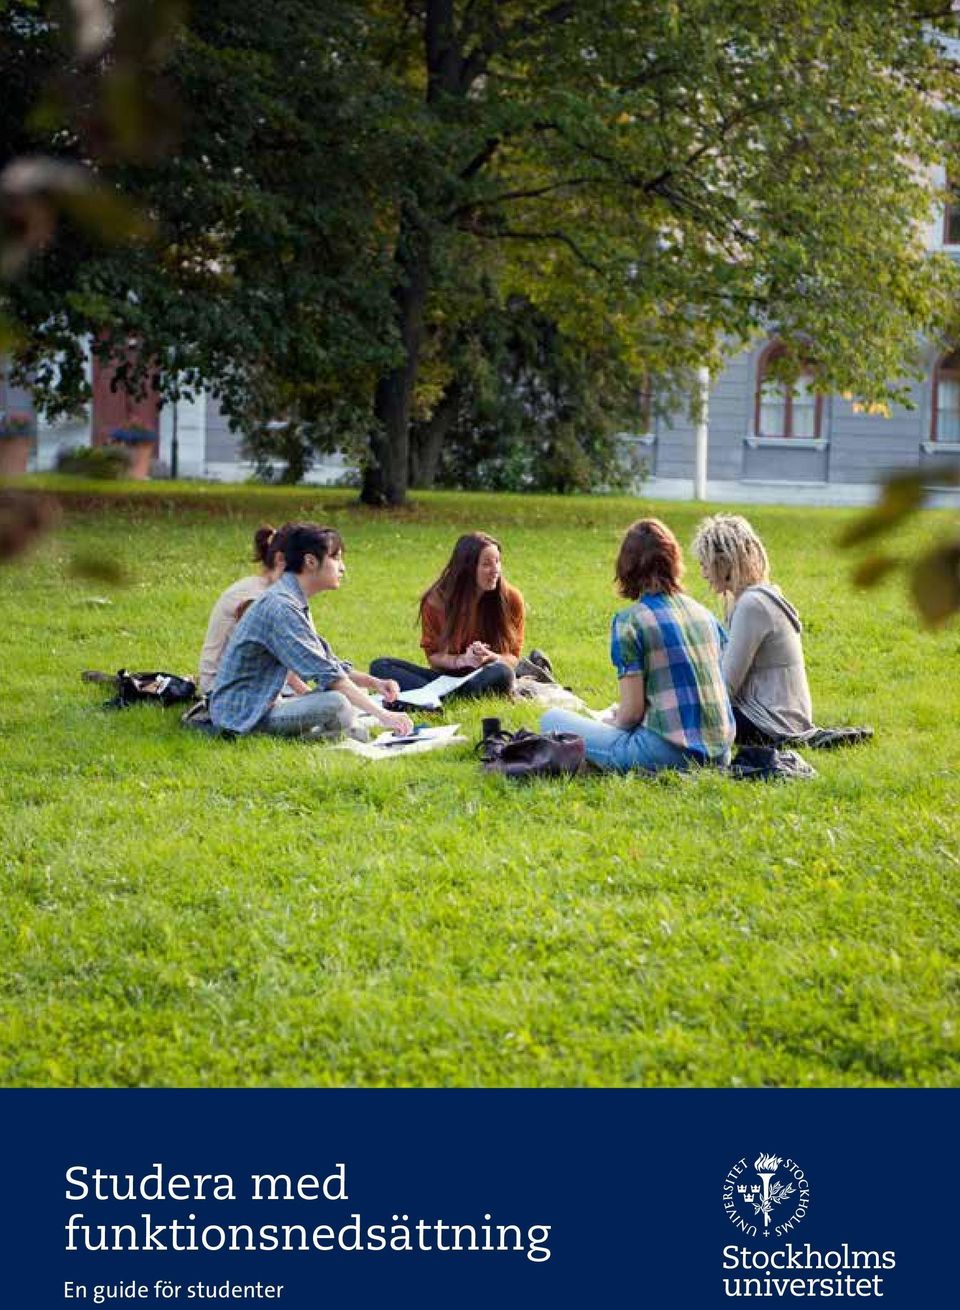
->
xmin=692 ymin=514 xmax=816 ymax=745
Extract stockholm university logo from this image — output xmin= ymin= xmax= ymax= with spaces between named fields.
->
xmin=722 ymin=1154 xmax=810 ymax=1239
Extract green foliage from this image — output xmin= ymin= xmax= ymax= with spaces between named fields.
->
xmin=55 ymin=443 xmax=131 ymax=479
xmin=416 ymin=295 xmax=646 ymax=493
xmin=2 ymin=0 xmax=400 ymax=437
xmin=357 ymin=0 xmax=960 ymax=499
xmin=0 ymin=484 xmax=957 ymax=1086
xmin=4 ymin=3 xmax=960 ymax=504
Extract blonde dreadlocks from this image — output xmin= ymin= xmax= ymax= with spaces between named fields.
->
xmin=691 ymin=514 xmax=770 ymax=601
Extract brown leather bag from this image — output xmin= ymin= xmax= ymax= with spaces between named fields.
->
xmin=479 ymin=727 xmax=586 ymax=779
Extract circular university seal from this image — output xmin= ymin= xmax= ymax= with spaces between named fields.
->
xmin=722 ymin=1154 xmax=811 ymax=1239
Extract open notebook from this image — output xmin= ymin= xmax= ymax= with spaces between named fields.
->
xmin=335 ymin=724 xmax=466 ymax=760
xmin=386 ymin=665 xmax=487 ymax=710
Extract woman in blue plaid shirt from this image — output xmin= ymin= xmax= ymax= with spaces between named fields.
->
xmin=540 ymin=519 xmax=734 ymax=772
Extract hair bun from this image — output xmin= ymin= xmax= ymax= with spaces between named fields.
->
xmin=253 ymin=524 xmax=276 ymax=563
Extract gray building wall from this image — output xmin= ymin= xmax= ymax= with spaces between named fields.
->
xmin=645 ymin=341 xmax=959 ymax=505
xmin=204 ymin=395 xmax=242 ymax=465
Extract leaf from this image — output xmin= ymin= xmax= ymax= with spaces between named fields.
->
xmin=0 ymin=313 xmax=24 ymax=353
xmin=910 ymin=540 xmax=960 ymax=627
xmin=839 ymin=473 xmax=928 ymax=548
xmin=0 ymin=490 xmax=60 ymax=563
xmin=67 ymin=551 xmax=130 ymax=586
xmin=60 ymin=185 xmax=153 ymax=244
xmin=852 ymin=554 xmax=901 ymax=588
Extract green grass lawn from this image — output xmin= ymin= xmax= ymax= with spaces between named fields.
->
xmin=0 ymin=481 xmax=957 ymax=1087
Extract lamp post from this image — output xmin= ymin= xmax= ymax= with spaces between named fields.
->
xmin=170 ymin=397 xmax=179 ymax=481
xmin=694 ymin=365 xmax=710 ymax=501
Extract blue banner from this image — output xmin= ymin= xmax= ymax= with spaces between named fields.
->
xmin=3 ymin=1090 xmax=953 ymax=1307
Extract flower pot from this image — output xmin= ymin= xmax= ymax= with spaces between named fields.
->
xmin=0 ymin=435 xmax=31 ymax=477
xmin=125 ymin=441 xmax=154 ymax=480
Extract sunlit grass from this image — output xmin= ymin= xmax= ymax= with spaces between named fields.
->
xmin=0 ymin=483 xmax=957 ymax=1087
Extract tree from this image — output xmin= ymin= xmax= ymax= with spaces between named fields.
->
xmin=411 ymin=290 xmax=652 ymax=493
xmin=356 ymin=0 xmax=960 ymax=502
xmin=4 ymin=2 xmax=960 ymax=509
xmin=2 ymin=1 xmax=400 ymax=455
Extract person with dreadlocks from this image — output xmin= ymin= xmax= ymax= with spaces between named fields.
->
xmin=369 ymin=531 xmax=525 ymax=701
xmin=691 ymin=513 xmax=817 ymax=746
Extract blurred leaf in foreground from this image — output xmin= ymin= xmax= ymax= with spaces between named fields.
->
xmin=67 ymin=551 xmax=130 ymax=586
xmin=910 ymin=540 xmax=960 ymax=627
xmin=839 ymin=472 xmax=929 ymax=548
xmin=852 ymin=554 xmax=902 ymax=588
xmin=0 ymin=490 xmax=60 ymax=562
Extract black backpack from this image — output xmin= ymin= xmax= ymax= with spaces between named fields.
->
xmin=103 ymin=669 xmax=198 ymax=710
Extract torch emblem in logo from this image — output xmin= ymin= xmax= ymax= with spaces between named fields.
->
xmin=723 ymin=1153 xmax=810 ymax=1239
xmin=740 ymin=1155 xmax=795 ymax=1230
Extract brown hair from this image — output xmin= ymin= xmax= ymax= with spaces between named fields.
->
xmin=252 ymin=522 xmax=294 ymax=570
xmin=252 ymin=524 xmax=275 ymax=564
xmin=615 ymin=518 xmax=684 ymax=599
xmin=419 ymin=531 xmax=520 ymax=652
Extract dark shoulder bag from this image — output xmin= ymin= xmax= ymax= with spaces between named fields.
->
xmin=479 ymin=727 xmax=586 ymax=779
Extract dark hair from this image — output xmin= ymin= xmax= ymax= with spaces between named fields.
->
xmin=419 ymin=531 xmax=519 ymax=652
xmin=281 ymin=523 xmax=344 ymax=573
xmin=264 ymin=522 xmax=293 ymax=569
xmin=252 ymin=524 xmax=275 ymax=564
xmin=615 ymin=518 xmax=684 ymax=598
xmin=252 ymin=522 xmax=294 ymax=568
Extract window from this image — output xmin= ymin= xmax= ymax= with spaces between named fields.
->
xmin=944 ymin=177 xmax=960 ymax=246
xmin=754 ymin=343 xmax=822 ymax=439
xmin=932 ymin=349 xmax=960 ymax=442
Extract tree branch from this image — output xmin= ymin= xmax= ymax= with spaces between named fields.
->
xmin=446 ymin=176 xmax=590 ymax=222
xmin=459 ymin=136 xmax=501 ymax=182
xmin=466 ymin=223 xmax=604 ymax=274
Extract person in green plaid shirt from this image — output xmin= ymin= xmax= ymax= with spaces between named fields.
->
xmin=541 ymin=519 xmax=734 ymax=772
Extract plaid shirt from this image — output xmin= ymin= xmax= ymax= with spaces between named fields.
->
xmin=209 ymin=572 xmax=349 ymax=733
xmin=610 ymin=591 xmax=735 ymax=760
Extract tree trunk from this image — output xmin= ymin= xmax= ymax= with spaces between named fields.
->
xmin=361 ymin=0 xmax=461 ymax=506
xmin=409 ymin=378 xmax=461 ymax=488
xmin=362 ymin=218 xmax=431 ymax=505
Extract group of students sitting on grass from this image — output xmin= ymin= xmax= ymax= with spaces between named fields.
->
xmin=194 ymin=512 xmax=847 ymax=774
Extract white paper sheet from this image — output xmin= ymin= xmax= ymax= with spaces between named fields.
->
xmin=391 ymin=665 xmax=487 ymax=709
xmin=335 ymin=723 xmax=467 ymax=760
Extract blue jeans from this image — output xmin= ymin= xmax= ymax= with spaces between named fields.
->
xmin=255 ymin=690 xmax=355 ymax=738
xmin=540 ymin=707 xmax=715 ymax=773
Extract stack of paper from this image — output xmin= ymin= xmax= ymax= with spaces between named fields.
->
xmin=335 ymin=724 xmax=467 ymax=761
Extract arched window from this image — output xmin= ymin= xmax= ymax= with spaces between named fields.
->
xmin=932 ymin=349 xmax=960 ymax=442
xmin=755 ymin=342 xmax=822 ymax=440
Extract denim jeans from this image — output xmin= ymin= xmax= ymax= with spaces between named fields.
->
xmin=540 ymin=706 xmax=716 ymax=773
xmin=254 ymin=689 xmax=355 ymax=738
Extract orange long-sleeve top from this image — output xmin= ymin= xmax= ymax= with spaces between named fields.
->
xmin=419 ymin=583 xmax=525 ymax=658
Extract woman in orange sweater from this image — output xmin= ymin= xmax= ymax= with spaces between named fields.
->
xmin=370 ymin=532 xmax=523 ymax=701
